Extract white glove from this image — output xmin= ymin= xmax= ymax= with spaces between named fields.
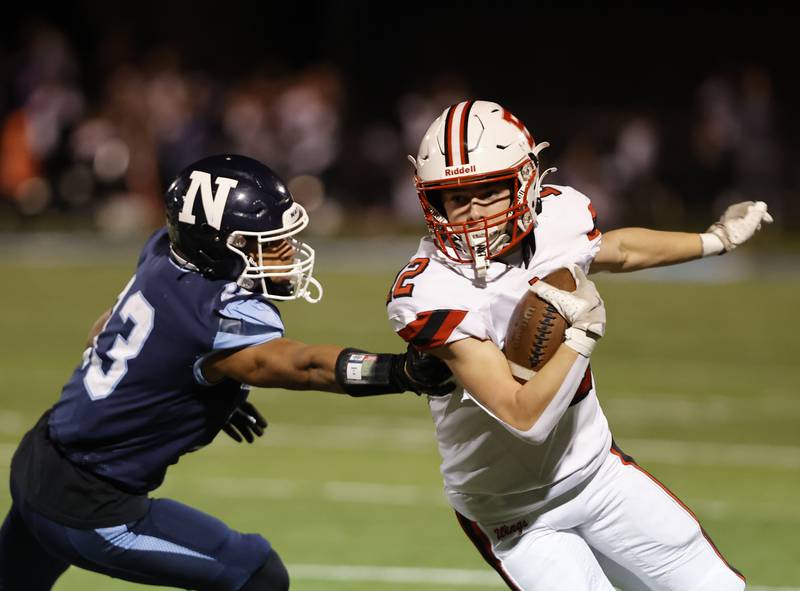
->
xmin=702 ymin=200 xmax=773 ymax=255
xmin=529 ymin=265 xmax=606 ymax=357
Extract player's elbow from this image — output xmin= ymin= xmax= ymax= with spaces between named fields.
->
xmin=502 ymin=415 xmax=553 ymax=444
xmin=516 ymin=417 xmax=554 ymax=444
xmin=499 ymin=401 xmax=549 ymax=441
xmin=499 ymin=392 xmax=558 ymax=443
xmin=501 ymin=411 xmax=536 ymax=433
xmin=594 ymin=230 xmax=633 ymax=273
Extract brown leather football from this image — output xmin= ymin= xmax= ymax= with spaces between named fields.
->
xmin=504 ymin=267 xmax=576 ymax=382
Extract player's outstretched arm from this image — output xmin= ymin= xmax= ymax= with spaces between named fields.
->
xmin=590 ymin=200 xmax=772 ymax=273
xmin=203 ymin=339 xmax=344 ymax=392
xmin=202 ymin=339 xmax=454 ymax=396
xmin=432 ymin=267 xmax=605 ymax=441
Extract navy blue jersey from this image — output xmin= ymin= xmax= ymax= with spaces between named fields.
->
xmin=48 ymin=229 xmax=284 ymax=494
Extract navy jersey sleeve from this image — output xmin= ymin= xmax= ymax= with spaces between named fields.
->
xmin=192 ymin=294 xmax=285 ymax=386
xmin=137 ymin=228 xmax=170 ymax=268
xmin=213 ymin=296 xmax=285 ymax=350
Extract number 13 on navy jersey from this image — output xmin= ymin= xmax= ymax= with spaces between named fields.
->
xmin=83 ymin=275 xmax=155 ymax=400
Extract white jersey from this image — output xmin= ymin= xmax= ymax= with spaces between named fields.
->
xmin=387 ymin=185 xmax=612 ymax=522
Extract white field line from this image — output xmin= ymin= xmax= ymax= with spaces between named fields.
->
xmin=0 ymin=410 xmax=27 ymax=435
xmin=190 ymin=475 xmax=800 ymax=524
xmin=604 ymin=394 xmax=800 ymax=422
xmin=227 ymin=423 xmax=438 ymax=453
xmin=286 ymin=564 xmax=799 ymax=590
xmin=0 ymin=443 xmax=16 ymax=467
xmin=213 ymin=422 xmax=800 ymax=470
xmin=620 ymin=438 xmax=800 ymax=470
xmin=288 ymin=564 xmax=503 ymax=586
xmin=1 ymin=420 xmax=797 ymax=471
xmin=195 ymin=476 xmax=449 ymax=506
xmin=596 ymin=355 xmax=800 ymax=377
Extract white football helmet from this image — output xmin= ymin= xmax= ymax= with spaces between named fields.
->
xmin=409 ymin=100 xmax=554 ymax=277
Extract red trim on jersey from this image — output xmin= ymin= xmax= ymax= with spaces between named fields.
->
xmin=539 ymin=186 xmax=562 ymax=198
xmin=397 ymin=309 xmax=468 ymax=350
xmin=432 ymin=310 xmax=468 ymax=348
xmin=385 ymin=267 xmax=405 ymax=305
xmin=587 ymin=202 xmax=601 ymax=240
xmin=455 ymin=512 xmax=523 ymax=590
xmin=569 ymin=365 xmax=593 ymax=406
xmin=609 ymin=443 xmax=745 ymax=583
xmin=398 ymin=313 xmax=430 ymax=343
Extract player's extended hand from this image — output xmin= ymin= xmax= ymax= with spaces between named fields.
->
xmin=706 ymin=200 xmax=773 ymax=253
xmin=222 ymin=401 xmax=268 ymax=443
xmin=529 ymin=265 xmax=606 ymax=357
xmin=394 ymin=344 xmax=456 ymax=397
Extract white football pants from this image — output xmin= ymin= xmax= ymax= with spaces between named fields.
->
xmin=456 ymin=444 xmax=745 ymax=591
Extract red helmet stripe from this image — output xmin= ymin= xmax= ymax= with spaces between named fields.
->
xmin=443 ymin=106 xmax=457 ymax=167
xmin=459 ymin=100 xmax=474 ymax=164
xmin=502 ymin=109 xmax=535 ymax=148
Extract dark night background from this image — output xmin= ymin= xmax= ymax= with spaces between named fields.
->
xmin=2 ymin=2 xmax=797 ymax=234
xmin=5 ymin=4 xmax=794 ymax=103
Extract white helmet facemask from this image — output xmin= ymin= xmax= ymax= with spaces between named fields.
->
xmin=226 ymin=203 xmax=323 ymax=303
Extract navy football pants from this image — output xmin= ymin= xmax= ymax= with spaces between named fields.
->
xmin=0 ymin=489 xmax=272 ymax=591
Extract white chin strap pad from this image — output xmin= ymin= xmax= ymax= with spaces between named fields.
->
xmin=467 ymin=230 xmax=489 ymax=278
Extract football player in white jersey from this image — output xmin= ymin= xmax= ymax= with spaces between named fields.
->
xmin=387 ymin=100 xmax=772 ymax=591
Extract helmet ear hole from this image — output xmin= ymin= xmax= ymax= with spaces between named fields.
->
xmin=424 ymin=189 xmax=446 ymax=220
xmin=228 ymin=234 xmax=247 ymax=249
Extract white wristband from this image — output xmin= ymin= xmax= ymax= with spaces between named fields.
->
xmin=700 ymin=232 xmax=725 ymax=257
xmin=564 ymin=327 xmax=598 ymax=357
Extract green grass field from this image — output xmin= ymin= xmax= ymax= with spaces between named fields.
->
xmin=1 ymin=261 xmax=798 ymax=590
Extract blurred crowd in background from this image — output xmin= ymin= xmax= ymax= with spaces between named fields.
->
xmin=0 ymin=23 xmax=796 ymax=239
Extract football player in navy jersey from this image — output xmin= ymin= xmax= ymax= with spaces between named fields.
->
xmin=0 ymin=155 xmax=453 ymax=591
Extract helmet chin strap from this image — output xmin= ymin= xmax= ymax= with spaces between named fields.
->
xmin=467 ymin=225 xmax=509 ymax=281
xmin=238 ymin=275 xmax=324 ymax=303
xmin=301 ymin=276 xmax=324 ymax=303
xmin=468 ymin=230 xmax=490 ymax=280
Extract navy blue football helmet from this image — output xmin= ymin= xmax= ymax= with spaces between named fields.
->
xmin=164 ymin=154 xmax=322 ymax=302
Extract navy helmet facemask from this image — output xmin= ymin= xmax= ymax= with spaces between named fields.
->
xmin=164 ymin=154 xmax=323 ymax=303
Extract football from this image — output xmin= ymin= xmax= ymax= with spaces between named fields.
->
xmin=504 ymin=267 xmax=576 ymax=382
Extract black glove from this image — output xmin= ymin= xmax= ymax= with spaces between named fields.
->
xmin=394 ymin=344 xmax=455 ymax=397
xmin=222 ymin=401 xmax=268 ymax=443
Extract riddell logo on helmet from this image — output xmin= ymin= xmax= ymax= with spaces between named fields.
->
xmin=445 ymin=164 xmax=477 ymax=176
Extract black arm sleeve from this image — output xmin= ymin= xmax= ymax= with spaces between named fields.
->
xmin=334 ymin=348 xmax=407 ymax=397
